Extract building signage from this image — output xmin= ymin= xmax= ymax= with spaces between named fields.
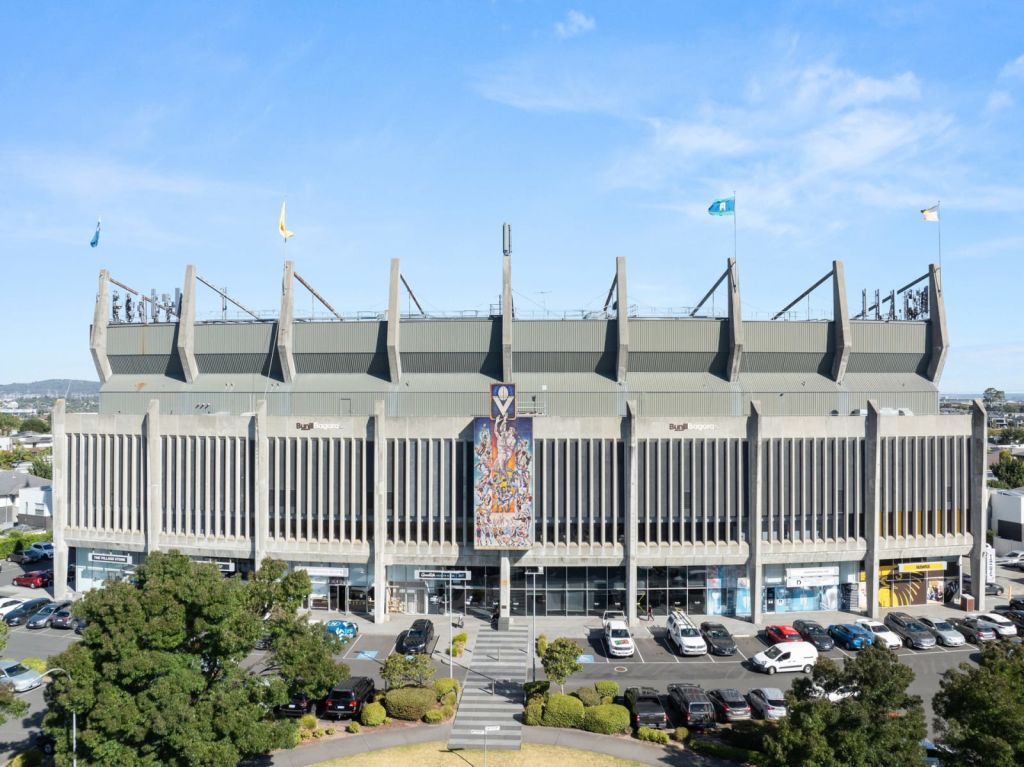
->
xmin=89 ymin=552 xmax=132 ymax=565
xmin=296 ymin=421 xmax=342 ymax=431
xmin=300 ymin=566 xmax=349 ymax=578
xmin=785 ymin=566 xmax=839 ymax=588
xmin=668 ymin=423 xmax=717 ymax=432
xmin=416 ymin=570 xmax=470 ymax=581
xmin=898 ymin=562 xmax=946 ymax=573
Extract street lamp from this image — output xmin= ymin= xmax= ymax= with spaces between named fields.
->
xmin=43 ymin=667 xmax=76 ymax=767
xmin=526 ymin=568 xmax=543 ymax=681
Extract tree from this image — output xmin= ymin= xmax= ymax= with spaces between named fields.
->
xmin=992 ymin=450 xmax=1024 ymax=489
xmin=0 ymin=623 xmax=29 ymax=726
xmin=997 ymin=427 xmax=1024 ymax=446
xmin=984 ymin=388 xmax=1007 ymax=411
xmin=30 ymin=454 xmax=52 ymax=479
xmin=380 ymin=653 xmax=436 ymax=689
xmin=933 ymin=642 xmax=1024 ymax=766
xmin=43 ymin=552 xmax=347 ymax=767
xmin=763 ymin=646 xmax=926 ymax=767
xmin=0 ymin=414 xmax=19 ymax=435
xmin=541 ymin=638 xmax=583 ymax=693
xmin=18 ymin=416 xmax=49 ymax=434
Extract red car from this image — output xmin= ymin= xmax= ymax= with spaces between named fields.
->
xmin=13 ymin=571 xmax=53 ymax=589
xmin=764 ymin=624 xmax=802 ymax=644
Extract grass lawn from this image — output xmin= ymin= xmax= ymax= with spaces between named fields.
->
xmin=313 ymin=742 xmax=650 ymax=767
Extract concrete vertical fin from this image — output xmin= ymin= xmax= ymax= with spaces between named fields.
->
xmin=727 ymin=258 xmax=744 ymax=383
xmin=145 ymin=399 xmax=162 ymax=554
xmin=176 ymin=265 xmax=199 ymax=383
xmin=926 ymin=264 xmax=949 ymax=382
xmin=502 ymin=254 xmax=513 ymax=381
xmin=253 ymin=400 xmax=269 ymax=567
xmin=387 ymin=259 xmax=402 ymax=384
xmin=52 ymin=399 xmax=69 ymax=600
xmin=615 ymin=257 xmax=629 ymax=383
xmin=90 ymin=269 xmax=112 ymax=383
xmin=864 ymin=400 xmax=882 ymax=619
xmin=970 ymin=399 xmax=988 ymax=612
xmin=831 ymin=260 xmax=852 ymax=384
xmin=373 ymin=399 xmax=389 ymax=622
xmin=747 ymin=400 xmax=763 ymax=624
xmin=625 ymin=399 xmax=639 ymax=626
xmin=277 ymin=260 xmax=296 ymax=383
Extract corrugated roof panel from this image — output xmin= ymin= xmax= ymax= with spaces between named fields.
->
xmin=106 ymin=324 xmax=177 ymax=355
xmin=194 ymin=323 xmax=274 ymax=354
xmin=744 ymin=321 xmax=831 ymax=352
xmin=401 ymin=319 xmax=496 ymax=352
xmin=293 ymin=321 xmax=383 ymax=353
xmin=512 ymin=320 xmax=611 ymax=351
xmin=631 ymin=318 xmax=725 ymax=352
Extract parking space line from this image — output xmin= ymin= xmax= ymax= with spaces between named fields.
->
xmin=341 ymin=635 xmax=363 ymax=659
xmin=735 ymin=648 xmax=748 ymax=662
xmin=707 ymin=653 xmax=716 ymax=663
xmin=634 ymin=643 xmax=645 ymax=663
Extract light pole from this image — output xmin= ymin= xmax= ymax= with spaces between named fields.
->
xmin=526 ymin=567 xmax=543 ymax=681
xmin=44 ymin=667 xmax=76 ymax=767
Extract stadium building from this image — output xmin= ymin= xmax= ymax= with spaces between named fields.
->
xmin=52 ymin=248 xmax=988 ymax=624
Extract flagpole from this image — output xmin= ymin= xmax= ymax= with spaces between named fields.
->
xmin=732 ymin=190 xmax=737 ymax=261
xmin=937 ymin=200 xmax=942 ymax=271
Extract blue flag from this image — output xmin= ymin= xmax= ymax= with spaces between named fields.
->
xmin=90 ymin=219 xmax=101 ymax=248
xmin=708 ymin=197 xmax=735 ymax=216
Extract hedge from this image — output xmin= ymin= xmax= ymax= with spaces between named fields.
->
xmin=452 ymin=632 xmax=468 ymax=645
xmin=360 ymin=701 xmax=387 ymax=727
xmin=673 ymin=726 xmax=689 ymax=742
xmin=523 ymin=680 xmax=550 ymax=701
xmin=424 ymin=709 xmax=444 ymax=724
xmin=434 ymin=678 xmax=460 ymax=699
xmin=541 ymin=693 xmax=585 ymax=729
xmin=298 ymin=714 xmax=318 ymax=731
xmin=441 ymin=691 xmax=457 ymax=707
xmin=637 ymin=727 xmax=670 ymax=745
xmin=0 ymin=532 xmax=52 ymax=561
xmin=572 ymin=686 xmax=602 ymax=707
xmin=441 ymin=703 xmax=454 ymax=720
xmin=524 ymin=701 xmax=544 ymax=726
xmin=384 ymin=687 xmax=438 ymax=721
xmin=582 ymin=704 xmax=631 ymax=735
xmin=594 ymin=680 xmax=619 ymax=698
xmin=21 ymin=658 xmax=46 ymax=674
xmin=723 ymin=719 xmax=776 ymax=752
xmin=536 ymin=633 xmax=549 ymax=657
xmin=690 ymin=739 xmax=765 ymax=765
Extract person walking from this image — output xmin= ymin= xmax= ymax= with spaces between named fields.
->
xmin=646 ymin=602 xmax=654 ymax=622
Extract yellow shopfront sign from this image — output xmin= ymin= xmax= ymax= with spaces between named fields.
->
xmin=897 ymin=562 xmax=946 ymax=573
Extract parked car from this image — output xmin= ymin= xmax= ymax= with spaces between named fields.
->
xmin=1008 ymin=597 xmax=1024 ymax=611
xmin=749 ymin=641 xmax=818 ymax=674
xmin=667 ymin=683 xmax=716 ymax=729
xmin=4 ymin=598 xmax=52 ymax=626
xmin=764 ymin=624 xmax=802 ymax=644
xmin=6 ymin=549 xmax=43 ymax=565
xmin=883 ymin=612 xmax=937 ymax=650
xmin=666 ymin=611 xmax=708 ymax=656
xmin=810 ymin=684 xmax=857 ymax=703
xmin=12 ymin=570 xmax=53 ymax=589
xmin=0 ymin=599 xmax=25 ymax=619
xmin=995 ymin=550 xmax=1024 ymax=566
xmin=707 ymin=688 xmax=752 ymax=722
xmin=952 ymin=617 xmax=997 ymax=643
xmin=73 ymin=617 xmax=89 ymax=634
xmin=276 ymin=692 xmax=316 ymax=717
xmin=856 ymin=618 xmax=902 ymax=649
xmin=792 ymin=619 xmax=835 ymax=651
xmin=602 ymin=610 xmax=627 ymax=625
xmin=0 ymin=659 xmax=43 ymax=692
xmin=49 ymin=608 xmax=76 ymax=630
xmin=26 ymin=600 xmax=71 ymax=629
xmin=699 ymin=622 xmax=737 ymax=656
xmin=26 ymin=543 xmax=54 ymax=560
xmin=828 ymin=623 xmax=873 ymax=650
xmin=991 ymin=609 xmax=1024 ymax=631
xmin=624 ymin=686 xmax=669 ymax=730
xmin=320 ymin=676 xmax=375 ymax=720
xmin=918 ymin=617 xmax=966 ymax=647
xmin=397 ymin=619 xmax=435 ymax=654
xmin=974 ymin=613 xmax=1018 ymax=638
xmin=324 ymin=619 xmax=358 ymax=640
xmin=957 ymin=576 xmax=1005 ymax=597
xmin=748 ymin=687 xmax=787 ymax=720
xmin=604 ymin=620 xmax=636 ymax=658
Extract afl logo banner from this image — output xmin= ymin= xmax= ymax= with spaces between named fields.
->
xmin=490 ymin=383 xmax=516 ymax=420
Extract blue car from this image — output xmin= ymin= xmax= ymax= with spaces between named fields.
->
xmin=828 ymin=623 xmax=873 ymax=650
xmin=325 ymin=620 xmax=358 ymax=639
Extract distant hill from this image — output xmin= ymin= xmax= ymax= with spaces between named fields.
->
xmin=0 ymin=379 xmax=100 ymax=397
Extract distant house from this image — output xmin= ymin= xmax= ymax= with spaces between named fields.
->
xmin=0 ymin=470 xmax=52 ymax=531
xmin=11 ymin=431 xmax=53 ymax=449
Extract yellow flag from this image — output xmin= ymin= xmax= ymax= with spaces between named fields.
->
xmin=278 ymin=201 xmax=295 ymax=241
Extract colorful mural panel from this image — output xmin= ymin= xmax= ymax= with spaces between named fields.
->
xmin=473 ymin=415 xmax=533 ymax=550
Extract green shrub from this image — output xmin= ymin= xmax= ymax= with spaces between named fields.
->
xmin=600 ymin=696 xmax=614 ymax=705
xmin=299 ymin=729 xmax=312 ymax=741
xmin=724 ymin=719 xmax=775 ymax=752
xmin=434 ymin=678 xmax=460 ymax=699
xmin=594 ymin=680 xmax=619 ymax=699
xmin=441 ymin=691 xmax=457 ymax=707
xmin=541 ymin=692 xmax=585 ymax=729
xmin=637 ymin=727 xmax=671 ymax=745
xmin=523 ymin=680 xmax=550 ymax=701
xmin=346 ymin=721 xmax=360 ymax=734
xmin=572 ymin=686 xmax=602 ymax=707
xmin=7 ymin=750 xmax=43 ymax=767
xmin=312 ymin=728 xmax=325 ymax=738
xmin=373 ymin=691 xmax=386 ymax=702
xmin=673 ymin=726 xmax=689 ymax=742
xmin=325 ymin=727 xmax=336 ymax=735
xmin=453 ymin=632 xmax=469 ymax=644
xmin=0 ymin=531 xmax=51 ymax=561
xmin=298 ymin=713 xmax=318 ymax=731
xmin=582 ymin=703 xmax=631 ymax=734
xmin=536 ymin=633 xmax=549 ymax=657
xmin=441 ymin=703 xmax=454 ymax=719
xmin=383 ymin=717 xmax=392 ymax=725
xmin=360 ymin=701 xmax=387 ymax=727
xmin=424 ymin=708 xmax=444 ymax=724
xmin=690 ymin=739 xmax=763 ymax=764
xmin=384 ymin=687 xmax=438 ymax=721
xmin=21 ymin=658 xmax=46 ymax=674
xmin=524 ymin=701 xmax=544 ymax=726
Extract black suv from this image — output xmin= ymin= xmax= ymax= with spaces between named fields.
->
xmin=667 ymin=683 xmax=716 ymax=729
xmin=277 ymin=692 xmax=316 ymax=718
xmin=321 ymin=676 xmax=375 ymax=720
xmin=699 ymin=622 xmax=737 ymax=656
xmin=398 ymin=619 xmax=435 ymax=654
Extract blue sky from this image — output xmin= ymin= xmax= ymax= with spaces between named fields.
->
xmin=2 ymin=1 xmax=1022 ymax=392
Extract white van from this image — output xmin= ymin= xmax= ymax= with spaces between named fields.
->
xmin=749 ymin=640 xmax=818 ymax=675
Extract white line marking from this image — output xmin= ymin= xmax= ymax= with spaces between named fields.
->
xmin=341 ymin=634 xmax=363 ymax=659
xmin=634 ymin=643 xmax=645 ymax=664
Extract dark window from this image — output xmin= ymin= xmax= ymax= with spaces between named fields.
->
xmin=998 ymin=520 xmax=1024 ymax=542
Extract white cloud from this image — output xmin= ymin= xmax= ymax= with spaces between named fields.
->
xmin=1000 ymin=53 xmax=1024 ymax=79
xmin=554 ymin=10 xmax=595 ymax=40
xmin=986 ymin=90 xmax=1014 ymax=113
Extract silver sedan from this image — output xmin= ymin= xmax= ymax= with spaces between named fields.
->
xmin=0 ymin=659 xmax=43 ymax=693
xmin=919 ymin=617 xmax=966 ymax=647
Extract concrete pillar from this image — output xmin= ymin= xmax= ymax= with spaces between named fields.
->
xmin=615 ymin=256 xmax=629 ymax=383
xmin=52 ymin=399 xmax=69 ymax=600
xmin=277 ymin=260 xmax=296 ymax=383
xmin=864 ymin=401 xmax=882 ymax=619
xmin=970 ymin=399 xmax=988 ymax=612
xmin=144 ymin=399 xmax=162 ymax=554
xmin=831 ymin=260 xmax=852 ymax=384
xmin=253 ymin=400 xmax=269 ymax=568
xmin=387 ymin=259 xmax=402 ymax=384
xmin=373 ymin=400 xmax=389 ymax=623
xmin=502 ymin=255 xmax=513 ymax=381
xmin=747 ymin=400 xmax=764 ymax=624
xmin=498 ymin=554 xmax=512 ymax=630
xmin=89 ymin=270 xmax=112 ymax=383
xmin=176 ymin=265 xmax=199 ymax=383
xmin=926 ymin=264 xmax=949 ymax=382
xmin=726 ymin=258 xmax=744 ymax=383
xmin=625 ymin=400 xmax=639 ymax=626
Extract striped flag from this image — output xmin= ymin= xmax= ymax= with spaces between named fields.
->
xmin=921 ymin=204 xmax=939 ymax=222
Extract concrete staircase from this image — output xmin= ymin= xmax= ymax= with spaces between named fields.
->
xmin=447 ymin=624 xmax=529 ymax=751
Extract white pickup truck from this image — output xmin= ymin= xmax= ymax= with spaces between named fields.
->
xmin=602 ymin=610 xmax=627 ymax=627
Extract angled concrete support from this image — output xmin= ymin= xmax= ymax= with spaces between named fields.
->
xmin=864 ymin=401 xmax=882 ymax=619
xmin=831 ymin=260 xmax=852 ymax=384
xmin=373 ymin=400 xmax=388 ymax=623
xmin=176 ymin=265 xmax=199 ymax=383
xmin=625 ymin=400 xmax=639 ymax=626
xmin=747 ymin=400 xmax=763 ymax=624
xmin=387 ymin=259 xmax=402 ymax=384
xmin=52 ymin=399 xmax=68 ymax=600
xmin=145 ymin=399 xmax=162 ymax=554
xmin=502 ymin=254 xmax=513 ymax=381
xmin=926 ymin=264 xmax=949 ymax=382
xmin=616 ymin=257 xmax=629 ymax=383
xmin=90 ymin=270 xmax=112 ymax=383
xmin=726 ymin=258 xmax=743 ymax=383
xmin=277 ymin=260 xmax=296 ymax=383
xmin=970 ymin=399 xmax=988 ymax=613
xmin=253 ymin=400 xmax=269 ymax=568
